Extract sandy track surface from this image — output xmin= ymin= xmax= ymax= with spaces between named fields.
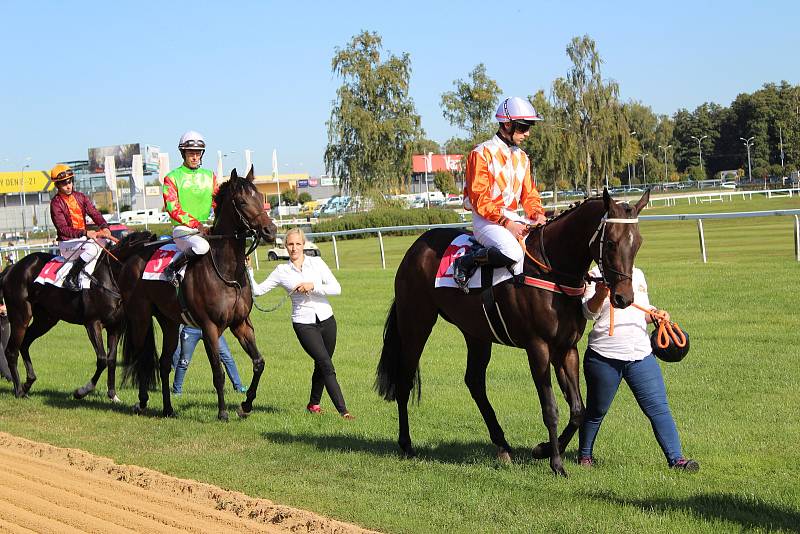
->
xmin=0 ymin=432 xmax=377 ymax=534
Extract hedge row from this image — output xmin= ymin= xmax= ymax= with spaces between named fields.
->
xmin=310 ymin=207 xmax=463 ymax=241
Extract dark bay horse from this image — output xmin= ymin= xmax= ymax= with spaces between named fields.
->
xmin=377 ymin=189 xmax=650 ymax=476
xmin=0 ymin=231 xmax=156 ymax=399
xmin=120 ymin=167 xmax=277 ymax=420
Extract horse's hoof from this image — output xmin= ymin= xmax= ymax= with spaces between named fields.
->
xmin=21 ymin=382 xmax=34 ymax=394
xmin=132 ymin=403 xmax=144 ymax=415
xmin=497 ymin=448 xmax=512 ymax=464
xmin=218 ymin=411 xmax=229 ymax=422
xmin=551 ymin=463 xmax=569 ymax=478
xmin=73 ymin=388 xmax=88 ymax=400
xmin=14 ymin=391 xmax=29 ymax=399
xmin=400 ymin=445 xmax=417 ymax=459
xmin=164 ymin=410 xmax=177 ymax=418
xmin=109 ymin=393 xmax=122 ymax=404
xmin=532 ymin=442 xmax=551 ymax=460
xmin=236 ymin=405 xmax=251 ymax=419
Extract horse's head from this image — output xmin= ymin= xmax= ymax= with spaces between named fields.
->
xmin=216 ymin=167 xmax=278 ymax=243
xmin=593 ymin=188 xmax=650 ymax=309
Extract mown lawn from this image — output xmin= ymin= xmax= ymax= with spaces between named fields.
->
xmin=1 ymin=196 xmax=798 ymax=533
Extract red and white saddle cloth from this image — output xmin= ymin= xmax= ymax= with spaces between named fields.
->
xmin=434 ymin=234 xmax=514 ymax=290
xmin=141 ymin=244 xmax=188 ymax=282
xmin=34 ymin=257 xmax=95 ymax=290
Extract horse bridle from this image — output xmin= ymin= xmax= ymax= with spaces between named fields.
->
xmin=587 ymin=214 xmax=639 ymax=285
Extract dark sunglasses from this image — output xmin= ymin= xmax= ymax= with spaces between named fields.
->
xmin=512 ymin=122 xmax=531 ymax=133
xmin=57 ymin=178 xmax=74 ymax=186
xmin=55 ymin=170 xmax=75 ymax=182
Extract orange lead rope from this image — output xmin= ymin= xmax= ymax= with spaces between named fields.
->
xmin=607 ymin=297 xmax=687 ymax=349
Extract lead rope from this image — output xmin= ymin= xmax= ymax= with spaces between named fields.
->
xmin=607 ymin=299 xmax=686 ymax=349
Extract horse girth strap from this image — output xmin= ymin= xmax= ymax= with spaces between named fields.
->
xmin=480 ymin=287 xmax=517 ymax=347
xmin=515 ymin=275 xmax=585 ymax=297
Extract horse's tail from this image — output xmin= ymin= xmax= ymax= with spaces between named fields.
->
xmin=121 ymin=316 xmax=159 ymax=390
xmin=0 ymin=265 xmax=11 ymax=302
xmin=375 ymin=300 xmax=421 ymax=403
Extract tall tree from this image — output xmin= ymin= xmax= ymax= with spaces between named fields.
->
xmin=325 ymin=31 xmax=423 ymax=195
xmin=552 ymin=35 xmax=623 ymax=192
xmin=440 ymin=63 xmax=502 ymax=144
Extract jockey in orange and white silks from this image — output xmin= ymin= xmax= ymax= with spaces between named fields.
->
xmin=453 ymin=96 xmax=547 ymax=292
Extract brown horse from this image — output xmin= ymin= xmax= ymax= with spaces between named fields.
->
xmin=0 ymin=231 xmax=156 ymax=399
xmin=119 ymin=167 xmax=277 ymax=420
xmin=376 ymin=189 xmax=650 ymax=476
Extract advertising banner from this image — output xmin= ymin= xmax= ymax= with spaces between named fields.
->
xmin=104 ymin=156 xmax=117 ymax=192
xmin=308 ymin=178 xmax=319 ymax=187
xmin=0 ymin=171 xmax=52 ymax=194
xmin=411 ymin=154 xmax=463 ymax=173
xmin=88 ymin=143 xmax=141 ymax=173
xmin=298 ymin=180 xmax=309 ymax=188
xmin=131 ymin=155 xmax=144 ymax=190
xmin=158 ymin=153 xmax=170 ymax=184
xmin=143 ymin=145 xmax=160 ymax=170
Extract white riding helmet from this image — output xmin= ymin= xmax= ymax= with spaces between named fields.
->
xmin=495 ymin=97 xmax=543 ymax=125
xmin=178 ymin=130 xmax=206 ymax=151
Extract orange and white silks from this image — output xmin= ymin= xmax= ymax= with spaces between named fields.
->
xmin=463 ymin=135 xmax=544 ymax=226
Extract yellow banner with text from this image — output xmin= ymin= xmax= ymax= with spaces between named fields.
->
xmin=0 ymin=171 xmax=53 ymax=194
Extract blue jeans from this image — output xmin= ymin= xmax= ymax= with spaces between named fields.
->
xmin=171 ymin=326 xmax=244 ymax=394
xmin=578 ymin=348 xmax=684 ymax=465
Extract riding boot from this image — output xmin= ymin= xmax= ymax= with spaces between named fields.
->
xmin=163 ymin=249 xmax=199 ymax=287
xmin=453 ymin=248 xmax=489 ymax=293
xmin=485 ymin=247 xmax=517 ymax=269
xmin=63 ymin=258 xmax=88 ymax=292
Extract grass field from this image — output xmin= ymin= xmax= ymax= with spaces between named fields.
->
xmin=1 ymin=196 xmax=799 ymax=533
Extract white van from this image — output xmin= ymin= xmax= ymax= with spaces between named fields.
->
xmin=120 ymin=208 xmax=163 ymax=225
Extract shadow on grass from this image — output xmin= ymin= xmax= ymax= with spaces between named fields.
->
xmin=21 ymin=387 xmax=282 ymax=419
xmin=262 ymin=430 xmax=561 ymax=467
xmin=584 ymin=490 xmax=800 ymax=533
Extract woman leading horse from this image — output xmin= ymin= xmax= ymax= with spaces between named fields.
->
xmin=377 ymin=189 xmax=650 ymax=476
xmin=120 ymin=167 xmax=277 ymax=420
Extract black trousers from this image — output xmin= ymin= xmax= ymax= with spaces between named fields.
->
xmin=292 ymin=315 xmax=347 ymax=414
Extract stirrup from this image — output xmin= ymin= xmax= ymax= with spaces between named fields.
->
xmin=453 ymin=266 xmax=474 ymax=294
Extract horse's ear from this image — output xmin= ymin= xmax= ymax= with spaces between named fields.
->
xmin=230 ymin=168 xmax=239 ymax=180
xmin=603 ymin=187 xmax=614 ymax=209
xmin=246 ymin=166 xmax=255 ymax=182
xmin=634 ymin=188 xmax=651 ymax=214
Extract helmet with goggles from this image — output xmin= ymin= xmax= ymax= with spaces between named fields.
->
xmin=178 ymin=130 xmax=206 ymax=152
xmin=50 ymin=164 xmax=75 ymax=183
xmin=495 ymin=97 xmax=543 ymax=127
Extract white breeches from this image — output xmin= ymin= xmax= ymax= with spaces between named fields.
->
xmin=173 ymin=225 xmax=210 ymax=255
xmin=58 ymin=237 xmax=104 ymax=267
xmin=472 ymin=210 xmax=531 ymax=275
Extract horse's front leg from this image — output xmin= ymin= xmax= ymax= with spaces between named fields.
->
xmin=526 ymin=345 xmax=567 ymax=477
xmin=201 ymin=327 xmax=228 ymax=421
xmin=464 ymin=335 xmax=512 ymax=462
xmin=157 ymin=317 xmax=180 ymax=418
xmin=533 ymin=346 xmax=584 ymax=459
xmin=75 ymin=321 xmax=106 ymax=400
xmin=229 ymin=318 xmax=264 ymax=418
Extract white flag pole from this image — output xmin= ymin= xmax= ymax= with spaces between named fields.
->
xmin=104 ymin=156 xmax=119 ymax=220
xmin=132 ymin=154 xmax=147 ymax=229
xmin=216 ymin=150 xmax=224 ymax=183
xmin=272 ymin=149 xmax=282 ymax=224
xmin=245 ymin=149 xmax=253 ymax=174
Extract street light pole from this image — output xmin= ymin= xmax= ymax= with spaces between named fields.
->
xmin=658 ymin=145 xmax=672 ymax=186
xmin=740 ymin=136 xmax=754 ymax=183
xmin=690 ymin=135 xmax=708 ymax=177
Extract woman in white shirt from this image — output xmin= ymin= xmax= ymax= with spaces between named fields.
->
xmin=249 ymin=228 xmax=353 ymax=419
xmin=578 ymin=266 xmax=698 ymax=471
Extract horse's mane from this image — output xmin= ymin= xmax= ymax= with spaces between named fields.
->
xmin=109 ymin=230 xmax=158 ymax=261
xmin=545 ymin=196 xmax=604 ymax=225
xmin=213 ymin=174 xmax=257 ymax=217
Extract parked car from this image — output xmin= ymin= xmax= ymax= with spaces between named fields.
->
xmin=444 ymin=193 xmax=463 ymax=207
xmin=539 ymin=191 xmax=554 ymax=199
xmin=720 ymin=181 xmax=737 ymax=189
xmin=265 ymin=237 xmax=321 ymax=261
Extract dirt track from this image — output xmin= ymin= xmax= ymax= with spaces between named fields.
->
xmin=0 ymin=432 xmax=376 ymax=534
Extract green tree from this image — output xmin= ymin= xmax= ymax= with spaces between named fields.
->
xmin=281 ymin=189 xmax=298 ymax=205
xmin=325 ymin=31 xmax=423 ymax=195
xmin=440 ymin=63 xmax=502 ymax=143
xmin=433 ymin=170 xmax=458 ymax=195
xmin=297 ymin=192 xmax=312 ymax=204
xmin=552 ymin=35 xmax=624 ymax=192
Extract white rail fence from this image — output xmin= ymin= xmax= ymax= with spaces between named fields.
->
xmin=3 ymin=210 xmax=799 ymax=271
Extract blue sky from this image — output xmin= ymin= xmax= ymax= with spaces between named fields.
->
xmin=1 ymin=0 xmax=797 ymax=176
